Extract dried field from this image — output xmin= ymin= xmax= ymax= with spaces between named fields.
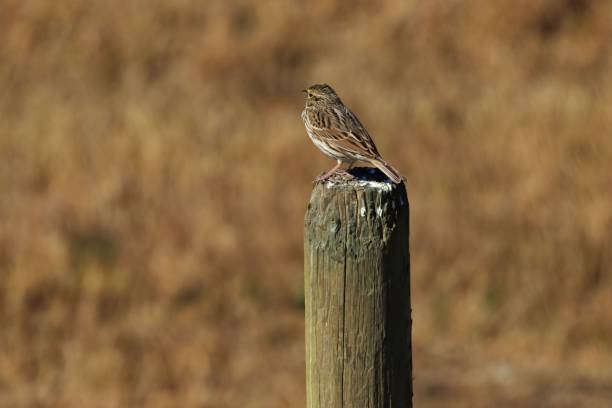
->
xmin=1 ymin=0 xmax=612 ymax=406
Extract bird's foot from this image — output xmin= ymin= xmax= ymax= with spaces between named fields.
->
xmin=313 ymin=169 xmax=355 ymax=183
xmin=313 ymin=172 xmax=333 ymax=183
xmin=334 ymin=169 xmax=356 ymax=179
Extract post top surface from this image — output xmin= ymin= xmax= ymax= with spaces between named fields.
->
xmin=317 ymin=167 xmax=404 ymax=193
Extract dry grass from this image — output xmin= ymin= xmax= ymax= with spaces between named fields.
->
xmin=1 ymin=0 xmax=612 ymax=406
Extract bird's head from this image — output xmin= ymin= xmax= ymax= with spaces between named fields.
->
xmin=302 ymin=83 xmax=341 ymax=106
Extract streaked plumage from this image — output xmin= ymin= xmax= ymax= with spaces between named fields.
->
xmin=301 ymin=83 xmax=403 ymax=183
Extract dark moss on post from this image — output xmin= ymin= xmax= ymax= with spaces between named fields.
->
xmin=304 ymin=168 xmax=412 ymax=408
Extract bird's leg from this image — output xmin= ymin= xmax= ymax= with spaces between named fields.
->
xmin=334 ymin=161 xmax=356 ymax=179
xmin=314 ymin=160 xmax=357 ymax=183
xmin=314 ymin=160 xmax=343 ymax=182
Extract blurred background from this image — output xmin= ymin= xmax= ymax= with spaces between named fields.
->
xmin=1 ymin=0 xmax=612 ymax=406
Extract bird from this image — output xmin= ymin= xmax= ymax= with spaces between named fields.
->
xmin=301 ymin=83 xmax=403 ymax=183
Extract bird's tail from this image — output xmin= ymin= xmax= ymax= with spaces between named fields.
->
xmin=371 ymin=159 xmax=404 ymax=184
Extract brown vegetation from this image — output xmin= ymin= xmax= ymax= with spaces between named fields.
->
xmin=1 ymin=0 xmax=611 ymax=406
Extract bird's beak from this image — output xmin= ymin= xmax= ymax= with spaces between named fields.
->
xmin=302 ymin=89 xmax=308 ymax=94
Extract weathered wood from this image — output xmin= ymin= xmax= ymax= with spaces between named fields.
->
xmin=304 ymin=168 xmax=412 ymax=408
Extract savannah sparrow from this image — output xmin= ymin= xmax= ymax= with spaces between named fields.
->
xmin=301 ymin=83 xmax=403 ymax=183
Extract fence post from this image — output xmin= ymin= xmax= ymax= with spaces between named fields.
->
xmin=304 ymin=169 xmax=412 ymax=407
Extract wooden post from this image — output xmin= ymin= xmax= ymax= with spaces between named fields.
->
xmin=304 ymin=168 xmax=412 ymax=408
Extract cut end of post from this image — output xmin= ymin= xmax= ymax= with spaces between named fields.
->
xmin=318 ymin=167 xmax=406 ymax=193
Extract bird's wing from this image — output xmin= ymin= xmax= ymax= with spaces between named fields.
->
xmin=308 ymin=107 xmax=381 ymax=160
